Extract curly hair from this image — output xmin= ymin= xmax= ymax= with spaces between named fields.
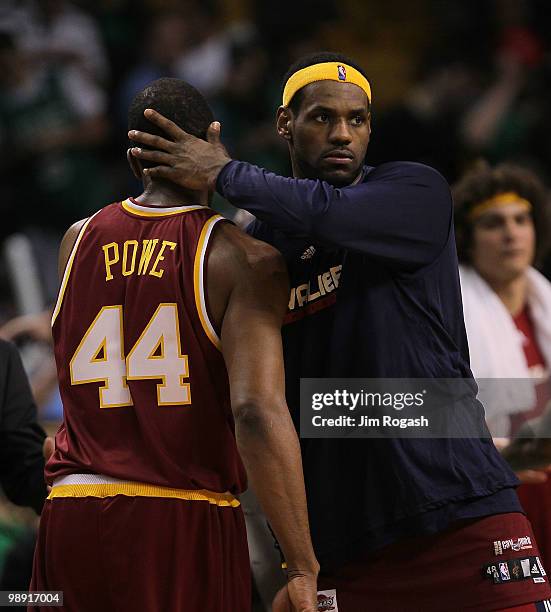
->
xmin=452 ymin=160 xmax=550 ymax=265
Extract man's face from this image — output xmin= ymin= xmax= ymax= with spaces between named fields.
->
xmin=280 ymin=80 xmax=371 ymax=186
xmin=470 ymin=201 xmax=535 ymax=285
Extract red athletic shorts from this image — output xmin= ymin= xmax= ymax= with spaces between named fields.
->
xmin=29 ymin=480 xmax=250 ymax=612
xmin=317 ymin=513 xmax=551 ymax=612
xmin=518 ymin=481 xmax=551 ymax=573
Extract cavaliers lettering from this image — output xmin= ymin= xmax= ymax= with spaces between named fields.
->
xmin=288 ymin=264 xmax=342 ymax=310
xmin=102 ymin=239 xmax=177 ymax=281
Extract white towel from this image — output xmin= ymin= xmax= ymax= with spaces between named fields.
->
xmin=459 ymin=265 xmax=551 ymax=436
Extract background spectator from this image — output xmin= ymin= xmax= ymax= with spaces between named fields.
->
xmin=453 ymin=161 xmax=551 ymax=567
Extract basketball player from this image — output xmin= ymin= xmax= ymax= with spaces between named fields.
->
xmin=29 ymin=78 xmax=318 ymax=612
xmin=129 ymin=55 xmax=551 ymax=611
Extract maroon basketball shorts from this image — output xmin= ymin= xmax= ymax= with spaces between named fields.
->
xmin=518 ymin=480 xmax=551 ymax=572
xmin=29 ymin=476 xmax=250 ymax=612
xmin=317 ymin=512 xmax=551 ymax=612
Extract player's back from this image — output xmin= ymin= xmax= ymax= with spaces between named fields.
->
xmin=47 ymin=198 xmax=246 ymax=495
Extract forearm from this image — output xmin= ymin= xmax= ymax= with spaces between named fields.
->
xmin=217 ymin=161 xmax=317 ymax=237
xmin=217 ymin=160 xmax=451 ymax=266
xmin=235 ymin=406 xmax=318 ymax=573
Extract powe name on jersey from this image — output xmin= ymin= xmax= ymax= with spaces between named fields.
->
xmin=102 ymin=239 xmax=177 ymax=281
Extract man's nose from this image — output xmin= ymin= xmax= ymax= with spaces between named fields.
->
xmin=503 ymin=218 xmax=522 ymax=242
xmin=328 ymin=119 xmax=352 ymax=145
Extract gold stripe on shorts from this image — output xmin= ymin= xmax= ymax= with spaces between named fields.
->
xmin=48 ymin=482 xmax=240 ymax=507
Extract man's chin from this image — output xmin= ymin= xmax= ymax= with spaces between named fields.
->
xmin=319 ymin=168 xmax=361 ymax=187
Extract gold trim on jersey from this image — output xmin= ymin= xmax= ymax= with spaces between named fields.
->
xmin=51 ymin=212 xmax=100 ymax=327
xmin=121 ymin=199 xmax=205 ymax=217
xmin=193 ymin=215 xmax=225 ymax=350
xmin=48 ymin=482 xmax=240 ymax=507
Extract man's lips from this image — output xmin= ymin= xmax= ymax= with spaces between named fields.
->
xmin=322 ymin=150 xmax=354 ymax=164
xmin=502 ymin=248 xmax=527 ymax=257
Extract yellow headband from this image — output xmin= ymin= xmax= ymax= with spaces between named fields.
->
xmin=468 ymin=191 xmax=532 ymax=222
xmin=282 ymin=62 xmax=372 ymax=107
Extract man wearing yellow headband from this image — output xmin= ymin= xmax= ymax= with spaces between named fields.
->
xmin=129 ymin=52 xmax=551 ymax=611
xmin=454 ymin=161 xmax=551 ymax=571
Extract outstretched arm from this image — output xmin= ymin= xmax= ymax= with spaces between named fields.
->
xmin=129 ymin=110 xmax=452 ymax=269
xmin=217 ymin=160 xmax=452 ymax=268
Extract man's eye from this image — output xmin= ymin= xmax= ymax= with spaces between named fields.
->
xmin=478 ymin=218 xmax=501 ymax=229
xmin=352 ymin=116 xmax=364 ymax=125
xmin=515 ymin=213 xmax=531 ymax=225
xmin=315 ymin=114 xmax=329 ymax=123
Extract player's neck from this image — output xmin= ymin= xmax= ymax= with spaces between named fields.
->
xmin=135 ymin=178 xmax=209 ymax=208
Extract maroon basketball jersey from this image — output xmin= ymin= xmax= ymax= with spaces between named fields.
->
xmin=46 ymin=198 xmax=247 ymax=495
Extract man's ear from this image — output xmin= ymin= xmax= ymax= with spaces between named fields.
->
xmin=276 ymin=106 xmax=293 ymax=141
xmin=127 ymin=148 xmax=144 ymax=180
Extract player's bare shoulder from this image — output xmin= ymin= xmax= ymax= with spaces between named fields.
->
xmin=206 ymin=221 xmax=289 ymax=327
xmin=58 ymin=218 xmax=88 ymax=279
xmin=216 ymin=222 xmax=287 ymax=276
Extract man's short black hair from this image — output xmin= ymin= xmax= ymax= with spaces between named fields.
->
xmin=281 ymin=52 xmax=371 ymax=114
xmin=128 ymin=78 xmax=214 ymax=167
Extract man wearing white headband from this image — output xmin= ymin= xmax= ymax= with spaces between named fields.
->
xmin=129 ymin=52 xmax=551 ymax=611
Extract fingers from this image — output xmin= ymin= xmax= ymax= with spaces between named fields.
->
xmin=207 ymin=121 xmax=221 ymax=145
xmin=143 ymin=108 xmax=187 ymax=140
xmin=130 ymin=148 xmax=173 ymax=165
xmin=128 ymin=130 xmax=175 ymax=152
xmin=287 ymin=577 xmax=318 ymax=612
xmin=271 ymin=586 xmax=291 ymax=612
xmin=142 ymin=165 xmax=179 ymax=180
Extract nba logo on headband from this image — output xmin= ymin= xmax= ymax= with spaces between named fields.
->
xmin=337 ymin=65 xmax=346 ymax=81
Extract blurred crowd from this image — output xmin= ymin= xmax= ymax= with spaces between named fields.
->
xmin=1 ymin=0 xmax=551 ymax=605
xmin=1 ymin=0 xmax=551 ymax=322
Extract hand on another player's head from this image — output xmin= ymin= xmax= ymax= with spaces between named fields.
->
xmin=128 ymin=109 xmax=231 ymax=191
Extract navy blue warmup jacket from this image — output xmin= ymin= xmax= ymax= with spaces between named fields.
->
xmin=216 ymin=160 xmax=521 ymax=571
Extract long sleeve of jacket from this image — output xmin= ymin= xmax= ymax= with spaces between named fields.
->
xmin=217 ymin=160 xmax=453 ymax=270
xmin=0 ymin=341 xmax=47 ymax=514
